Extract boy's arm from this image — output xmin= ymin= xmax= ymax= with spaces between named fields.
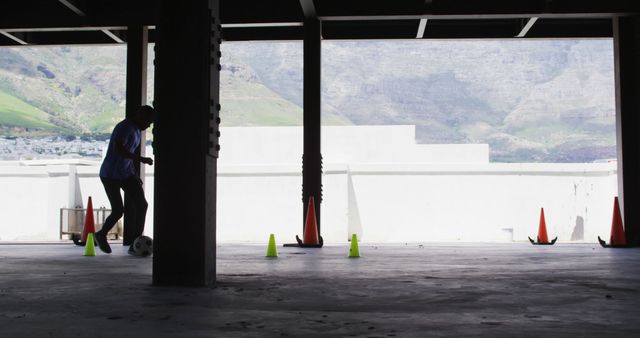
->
xmin=114 ymin=138 xmax=153 ymax=165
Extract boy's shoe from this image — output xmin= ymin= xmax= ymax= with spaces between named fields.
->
xmin=94 ymin=231 xmax=112 ymax=254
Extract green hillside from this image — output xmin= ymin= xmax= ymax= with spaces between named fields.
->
xmin=220 ymin=72 xmax=350 ymax=126
xmin=0 ymin=46 xmax=127 ymax=135
xmin=90 ymin=107 xmax=125 ymax=133
xmin=221 ymin=80 xmax=302 ymax=126
xmin=0 ymin=90 xmax=57 ymax=131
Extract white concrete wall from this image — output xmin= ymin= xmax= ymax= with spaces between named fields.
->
xmin=345 ymin=163 xmax=617 ymax=243
xmin=220 ymin=126 xmax=489 ymax=165
xmin=0 ymin=161 xmax=618 ymax=243
xmin=0 ymin=126 xmax=618 ymax=243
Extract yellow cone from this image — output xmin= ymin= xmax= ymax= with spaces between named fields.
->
xmin=84 ymin=232 xmax=96 ymax=256
xmin=266 ymin=233 xmax=278 ymax=258
xmin=349 ymin=234 xmax=360 ymax=258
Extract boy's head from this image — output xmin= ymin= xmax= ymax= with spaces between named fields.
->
xmin=136 ymin=105 xmax=154 ymax=130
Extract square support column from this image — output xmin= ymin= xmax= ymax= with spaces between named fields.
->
xmin=302 ymin=18 xmax=323 ymax=239
xmin=124 ymin=25 xmax=148 ymax=245
xmin=152 ymin=0 xmax=220 ymax=286
xmin=614 ymin=16 xmax=640 ymax=246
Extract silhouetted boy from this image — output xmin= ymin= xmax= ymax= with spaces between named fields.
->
xmin=95 ymin=105 xmax=154 ymax=254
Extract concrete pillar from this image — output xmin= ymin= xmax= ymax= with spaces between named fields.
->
xmin=124 ymin=25 xmax=148 ymax=245
xmin=152 ymin=0 xmax=220 ymax=286
xmin=302 ymin=18 xmax=323 ymax=239
xmin=614 ymin=16 xmax=640 ymax=246
xmin=67 ymin=165 xmax=82 ymax=209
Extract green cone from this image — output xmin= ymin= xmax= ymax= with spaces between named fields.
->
xmin=349 ymin=234 xmax=360 ymax=258
xmin=266 ymin=233 xmax=278 ymax=257
xmin=84 ymin=233 xmax=96 ymax=257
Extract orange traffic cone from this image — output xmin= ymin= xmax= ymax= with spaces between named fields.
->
xmin=303 ymin=196 xmax=319 ymax=245
xmin=80 ymin=196 xmax=96 ymax=246
xmin=599 ymin=197 xmax=632 ymax=248
xmin=529 ymin=208 xmax=557 ymax=245
xmin=610 ymin=197 xmax=626 ymax=245
xmin=292 ymin=196 xmax=323 ymax=248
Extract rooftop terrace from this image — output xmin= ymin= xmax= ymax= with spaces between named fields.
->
xmin=1 ymin=243 xmax=639 ymax=336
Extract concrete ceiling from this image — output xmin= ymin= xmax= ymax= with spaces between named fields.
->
xmin=0 ymin=0 xmax=637 ymax=46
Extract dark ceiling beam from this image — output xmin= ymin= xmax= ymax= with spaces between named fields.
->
xmin=299 ymin=0 xmax=317 ymax=19
xmin=221 ymin=0 xmax=304 ymax=24
xmin=315 ymin=0 xmax=638 ymax=18
xmin=0 ymin=0 xmax=157 ymax=30
xmin=0 ymin=30 xmax=28 ymax=45
xmin=0 ymin=29 xmax=156 ymax=47
xmin=320 ymin=17 xmax=614 ymax=40
xmin=1 ymin=26 xmax=126 ymax=33
xmin=0 ymin=0 xmax=628 ymax=43
xmin=0 ymin=30 xmax=116 ymax=46
xmin=101 ymin=29 xmax=124 ymax=43
xmin=323 ymin=20 xmax=421 ymax=39
xmin=0 ymin=19 xmax=149 ymax=31
xmin=220 ymin=17 xmax=613 ymax=41
xmin=0 ymin=32 xmax=19 ymax=46
xmin=222 ymin=22 xmax=303 ymax=28
xmin=86 ymin=1 xmax=158 ymax=27
xmin=527 ymin=18 xmax=613 ymax=38
xmin=222 ymin=26 xmax=304 ymax=41
xmin=313 ymin=0 xmax=429 ymax=17
xmin=516 ymin=17 xmax=539 ymax=37
xmin=58 ymin=0 xmax=86 ymax=17
xmin=421 ymin=19 xmax=524 ymax=39
xmin=416 ymin=18 xmax=428 ymax=38
xmin=427 ymin=0 xmax=638 ymax=16
xmin=320 ymin=13 xmax=620 ymax=21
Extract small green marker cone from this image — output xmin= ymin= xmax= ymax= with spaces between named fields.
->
xmin=349 ymin=234 xmax=360 ymax=258
xmin=266 ymin=233 xmax=278 ymax=258
xmin=84 ymin=233 xmax=96 ymax=257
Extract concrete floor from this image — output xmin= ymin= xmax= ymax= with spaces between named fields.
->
xmin=1 ymin=243 xmax=640 ymax=337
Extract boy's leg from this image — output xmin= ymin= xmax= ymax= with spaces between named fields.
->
xmin=123 ymin=193 xmax=137 ymax=244
xmin=96 ymin=178 xmax=124 ymax=253
xmin=122 ymin=176 xmax=148 ymax=240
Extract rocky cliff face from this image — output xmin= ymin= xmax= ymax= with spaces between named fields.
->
xmin=0 ymin=39 xmax=615 ymax=162
xmin=229 ymin=39 xmax=615 ymax=162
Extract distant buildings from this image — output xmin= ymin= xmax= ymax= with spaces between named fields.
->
xmin=0 ymin=136 xmax=107 ymax=160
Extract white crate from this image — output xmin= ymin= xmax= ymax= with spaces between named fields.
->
xmin=59 ymin=208 xmax=122 ymax=240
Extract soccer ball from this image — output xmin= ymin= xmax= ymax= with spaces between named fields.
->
xmin=132 ymin=235 xmax=153 ymax=257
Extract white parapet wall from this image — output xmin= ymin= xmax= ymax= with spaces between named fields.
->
xmin=221 ymin=125 xmax=490 ymax=165
xmin=343 ymin=162 xmax=617 ymax=243
xmin=0 ymin=126 xmax=618 ymax=243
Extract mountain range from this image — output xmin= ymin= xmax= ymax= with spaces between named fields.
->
xmin=0 ymin=39 xmax=616 ymax=162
